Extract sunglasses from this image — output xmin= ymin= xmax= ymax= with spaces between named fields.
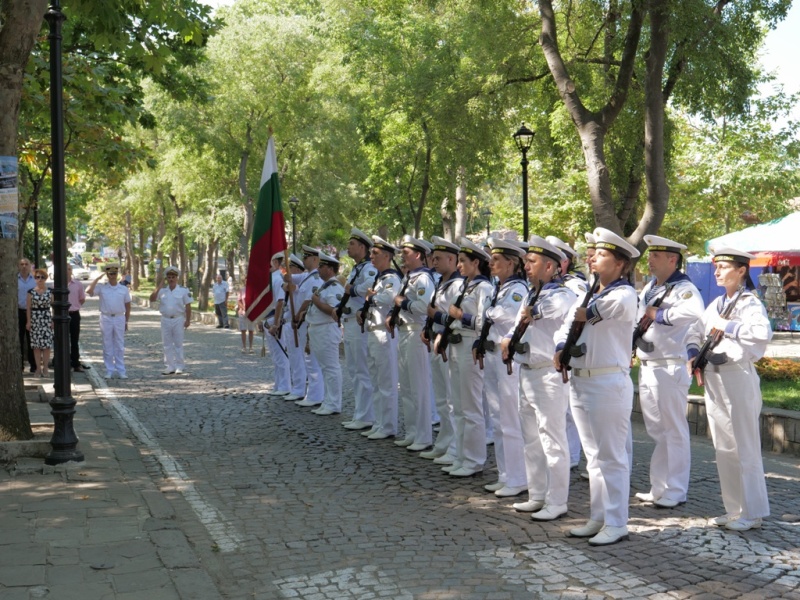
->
xmin=34 ymin=275 xmax=46 ymax=279
xmin=107 ymin=271 xmax=119 ymax=275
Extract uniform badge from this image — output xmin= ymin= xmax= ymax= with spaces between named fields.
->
xmin=417 ymin=288 xmax=425 ymax=296
xmin=386 ymin=283 xmax=394 ymax=289
xmin=312 ymin=286 xmax=319 ymax=293
xmin=682 ymin=291 xmax=693 ymax=299
xmin=512 ymin=293 xmax=523 ymax=302
xmin=336 ymin=293 xmax=343 ymax=300
xmin=367 ymin=269 xmax=377 ymax=277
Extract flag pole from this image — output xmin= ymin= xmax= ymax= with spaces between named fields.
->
xmin=284 ymin=248 xmax=299 ymax=347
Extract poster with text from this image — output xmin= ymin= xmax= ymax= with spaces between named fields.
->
xmin=0 ymin=156 xmax=19 ymax=239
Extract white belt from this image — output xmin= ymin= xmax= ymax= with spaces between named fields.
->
xmin=101 ymin=312 xmax=123 ymax=317
xmin=572 ymin=366 xmax=625 ymax=378
xmin=708 ymin=361 xmax=750 ymax=373
xmin=521 ymin=360 xmax=553 ymax=371
xmin=398 ymin=323 xmax=422 ymax=331
xmin=308 ymin=321 xmax=337 ymax=328
xmin=454 ymin=329 xmax=478 ymax=338
xmin=640 ymin=358 xmax=684 ymax=367
xmin=162 ymin=315 xmax=182 ymax=319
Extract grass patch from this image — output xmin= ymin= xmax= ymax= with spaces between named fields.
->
xmin=630 ymin=363 xmax=800 ymax=412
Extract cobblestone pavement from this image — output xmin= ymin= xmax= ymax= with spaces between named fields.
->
xmin=74 ymin=296 xmax=800 ymax=600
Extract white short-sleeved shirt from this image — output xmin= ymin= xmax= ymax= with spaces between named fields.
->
xmin=212 ymin=281 xmax=229 ymax=305
xmin=155 ymin=285 xmax=192 ymax=318
xmin=95 ymin=283 xmax=131 ymax=316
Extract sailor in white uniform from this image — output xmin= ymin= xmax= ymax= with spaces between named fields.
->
xmin=503 ymin=236 xmax=577 ymax=519
xmin=87 ymin=263 xmax=131 ymax=379
xmin=554 ymin=227 xmax=639 ymax=546
xmin=687 ymin=247 xmax=772 ymax=532
xmin=305 ymin=252 xmax=345 ymax=415
xmin=634 ymin=235 xmax=704 ymax=508
xmin=359 ymin=237 xmax=402 ymax=439
xmin=149 ymin=265 xmax=192 ymax=375
xmin=265 ymin=252 xmax=291 ymax=396
xmin=391 ymin=236 xmax=436 ymax=451
xmin=339 ymin=229 xmax=378 ymax=431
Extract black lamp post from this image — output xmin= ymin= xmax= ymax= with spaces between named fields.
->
xmin=289 ymin=196 xmax=299 ymax=254
xmin=480 ymin=208 xmax=492 ymax=238
xmin=33 ymin=202 xmax=40 ymax=268
xmin=45 ymin=0 xmax=83 ymax=465
xmin=513 ymin=122 xmax=535 ymax=240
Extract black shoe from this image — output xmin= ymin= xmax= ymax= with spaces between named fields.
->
xmin=215 ymin=325 xmax=223 ymax=329
xmin=81 ymin=363 xmax=92 ymax=369
xmin=29 ymin=367 xmax=36 ymax=373
xmin=224 ymin=325 xmax=231 ymax=329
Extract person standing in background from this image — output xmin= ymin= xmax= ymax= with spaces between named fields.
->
xmin=149 ymin=266 xmax=193 ymax=375
xmin=87 ymin=263 xmax=131 ymax=379
xmin=18 ymin=257 xmax=37 ymax=373
xmin=67 ymin=264 xmax=89 ymax=372
xmin=212 ymin=274 xmax=231 ymax=329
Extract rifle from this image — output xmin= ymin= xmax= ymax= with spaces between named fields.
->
xmin=434 ymin=279 xmax=469 ymax=363
xmin=334 ymin=260 xmax=367 ymax=325
xmin=359 ymin=271 xmax=382 ymax=333
xmin=387 ymin=277 xmax=411 ymax=339
xmin=474 ymin=281 xmax=501 ymax=370
xmin=557 ymin=274 xmax=601 ymax=383
xmin=422 ymin=280 xmax=441 ymax=352
xmin=691 ymin=286 xmax=745 ymax=386
xmin=502 ymin=280 xmax=543 ymax=375
xmin=632 ymin=282 xmax=674 ymax=354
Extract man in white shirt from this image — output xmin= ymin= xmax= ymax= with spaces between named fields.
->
xmin=212 ymin=274 xmax=230 ymax=329
xmin=149 ymin=266 xmax=193 ymax=375
xmin=88 ymin=263 xmax=132 ymax=379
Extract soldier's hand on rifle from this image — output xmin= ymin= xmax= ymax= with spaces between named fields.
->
xmin=384 ymin=315 xmax=392 ymax=332
xmin=448 ymin=305 xmax=463 ymax=320
xmin=393 ymin=295 xmax=405 ymax=307
xmin=573 ymin=307 xmax=588 ymax=322
xmin=426 ymin=305 xmax=437 ymax=318
xmin=645 ymin=306 xmax=658 ymax=320
xmin=500 ymin=338 xmax=511 ymax=362
xmin=553 ymin=350 xmax=564 ymax=372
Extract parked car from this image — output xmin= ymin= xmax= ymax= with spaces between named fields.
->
xmin=47 ymin=260 xmax=90 ymax=281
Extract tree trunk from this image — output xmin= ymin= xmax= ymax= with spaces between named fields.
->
xmin=413 ymin=121 xmax=433 ymax=237
xmin=454 ymin=167 xmax=468 ymax=240
xmin=440 ymin=196 xmax=453 ymax=241
xmin=0 ymin=0 xmax=49 ymax=440
xmin=124 ymin=210 xmax=134 ymax=276
xmin=198 ymin=238 xmax=218 ymax=311
xmin=239 ymin=121 xmax=254 ymax=279
xmin=226 ymin=249 xmax=236 ymax=284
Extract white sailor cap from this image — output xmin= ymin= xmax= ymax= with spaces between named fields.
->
xmin=711 ymin=246 xmax=756 ymax=265
xmin=546 ymin=236 xmax=578 ymax=259
xmin=301 ymin=245 xmax=320 ymax=258
xmin=459 ymin=237 xmax=491 ymax=262
xmin=525 ymin=235 xmax=566 ymax=263
xmin=371 ymin=235 xmax=399 ymax=254
xmin=430 ymin=236 xmax=459 ymax=255
xmin=488 ymin=237 xmax=526 ymax=258
xmin=417 ymin=239 xmax=434 ymax=255
xmin=289 ymin=253 xmax=304 ymax=269
xmin=163 ymin=265 xmax=180 ymax=276
xmin=584 ymin=232 xmax=597 ymax=248
xmin=318 ymin=251 xmax=340 ymax=267
xmin=401 ymin=235 xmax=429 ymax=255
xmin=271 ymin=251 xmax=285 ymax=262
xmin=103 ymin=262 xmax=121 ymax=273
xmin=593 ymin=227 xmax=640 ymax=259
xmin=350 ymin=228 xmax=372 ymax=248
xmin=644 ymin=234 xmax=686 ymax=254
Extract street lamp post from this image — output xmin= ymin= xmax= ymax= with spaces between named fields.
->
xmin=480 ymin=208 xmax=493 ymax=238
xmin=513 ymin=123 xmax=535 ymax=241
xmin=45 ymin=0 xmax=83 ymax=465
xmin=289 ymin=196 xmax=299 ymax=254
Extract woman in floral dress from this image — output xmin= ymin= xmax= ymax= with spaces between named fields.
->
xmin=26 ymin=268 xmax=54 ymax=377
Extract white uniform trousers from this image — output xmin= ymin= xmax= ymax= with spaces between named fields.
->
xmin=571 ymin=372 xmax=633 ymax=528
xmin=483 ymin=387 xmax=494 ymax=443
xmin=343 ymin=318 xmax=374 ymax=423
xmin=266 ymin=325 xmax=291 ymax=393
xmin=430 ymin=351 xmax=455 ymax=456
xmin=484 ymin=351 xmax=526 ymax=488
xmin=639 ymin=363 xmax=692 ymax=502
xmin=287 ymin=327 xmax=307 ymax=397
xmin=160 ymin=316 xmax=185 ymax=372
xmin=519 ymin=366 xmax=571 ymax=505
xmin=566 ymin=406 xmax=582 ymax=466
xmin=398 ymin=326 xmax=433 ymax=445
xmin=448 ymin=335 xmax=486 ymax=471
xmin=704 ymin=362 xmax=770 ymax=520
xmin=99 ymin=314 xmax=126 ymax=376
xmin=367 ymin=329 xmax=398 ymax=435
xmin=299 ymin=322 xmax=324 ymax=403
xmin=308 ymin=322 xmax=342 ymax=413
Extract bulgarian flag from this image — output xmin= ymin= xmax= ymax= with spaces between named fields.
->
xmin=245 ymin=135 xmax=287 ymax=322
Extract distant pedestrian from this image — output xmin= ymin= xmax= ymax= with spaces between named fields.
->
xmin=237 ymin=277 xmax=255 ymax=353
xmin=88 ymin=262 xmax=131 ymax=379
xmin=17 ymin=257 xmax=37 ymax=373
xmin=67 ymin=264 xmax=89 ymax=372
xmin=149 ymin=266 xmax=193 ymax=375
xmin=26 ymin=268 xmax=54 ymax=378
xmin=212 ymin=274 xmax=231 ymax=329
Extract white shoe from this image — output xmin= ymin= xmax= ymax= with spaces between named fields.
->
xmin=568 ymin=520 xmax=604 ymax=538
xmin=419 ymin=450 xmax=444 ymax=460
xmin=588 ymin=525 xmax=629 ymax=546
xmin=271 ymin=390 xmax=290 ymax=397
xmin=494 ymin=485 xmax=527 ymax=498
xmin=530 ymin=504 xmax=568 ymax=521
xmin=406 ymin=443 xmax=430 ymax=452
xmin=449 ymin=467 xmax=482 ymax=477
xmin=284 ymin=394 xmax=304 ymax=401
xmin=710 ymin=514 xmax=738 ymax=527
xmin=312 ymin=407 xmax=339 ymax=416
xmin=441 ymin=464 xmax=459 ymax=473
xmin=104 ymin=372 xmax=114 ymax=379
xmin=394 ymin=438 xmax=414 ymax=447
xmin=484 ymin=481 xmax=505 ymax=492
xmin=162 ymin=369 xmax=175 ymax=376
xmin=654 ymin=497 xmax=683 ymax=509
xmin=361 ymin=428 xmax=378 ymax=437
xmin=295 ymin=399 xmax=319 ymax=407
xmin=117 ymin=374 xmax=128 ymax=380
xmin=725 ymin=517 xmax=762 ymax=531
xmin=241 ymin=348 xmax=247 ymax=354
xmin=433 ymin=454 xmax=456 ymax=465
xmin=174 ymin=368 xmax=184 ymax=375
xmin=343 ymin=420 xmax=373 ymax=430
xmin=512 ymin=500 xmax=544 ymax=513
xmin=367 ymin=431 xmax=393 ymax=440
xmin=635 ymin=492 xmax=655 ymax=502
xmin=580 ymin=471 xmax=590 ymax=480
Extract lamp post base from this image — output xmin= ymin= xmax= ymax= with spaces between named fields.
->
xmin=45 ymin=395 xmax=84 ymax=465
